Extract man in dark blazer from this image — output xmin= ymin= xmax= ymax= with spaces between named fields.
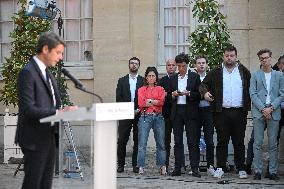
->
xmin=200 ymin=45 xmax=251 ymax=179
xmin=15 ymin=32 xmax=77 ymax=189
xmin=158 ymin=59 xmax=177 ymax=171
xmin=116 ymin=57 xmax=144 ymax=173
xmin=169 ymin=53 xmax=201 ymax=177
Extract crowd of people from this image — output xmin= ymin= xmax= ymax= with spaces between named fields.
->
xmin=116 ymin=45 xmax=284 ymax=181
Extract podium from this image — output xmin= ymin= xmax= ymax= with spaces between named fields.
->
xmin=40 ymin=102 xmax=134 ymax=189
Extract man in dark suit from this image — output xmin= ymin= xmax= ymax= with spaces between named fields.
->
xmin=116 ymin=57 xmax=144 ymax=173
xmin=15 ymin=32 xmax=77 ymax=189
xmin=159 ymin=59 xmax=185 ymax=172
xmin=158 ymin=59 xmax=176 ymax=171
xmin=200 ymin=45 xmax=251 ymax=179
xmin=169 ymin=53 xmax=201 ymax=177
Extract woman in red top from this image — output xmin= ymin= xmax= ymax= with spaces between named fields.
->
xmin=137 ymin=66 xmax=167 ymax=175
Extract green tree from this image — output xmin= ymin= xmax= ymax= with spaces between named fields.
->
xmin=1 ymin=0 xmax=71 ymax=107
xmin=188 ymin=0 xmax=231 ymax=69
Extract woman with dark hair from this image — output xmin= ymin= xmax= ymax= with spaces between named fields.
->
xmin=137 ymin=66 xmax=167 ymax=175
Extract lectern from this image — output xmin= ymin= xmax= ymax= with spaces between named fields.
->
xmin=40 ymin=102 xmax=134 ymax=189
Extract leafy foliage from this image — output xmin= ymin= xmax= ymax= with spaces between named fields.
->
xmin=188 ymin=0 xmax=231 ymax=69
xmin=0 ymin=0 xmax=71 ymax=107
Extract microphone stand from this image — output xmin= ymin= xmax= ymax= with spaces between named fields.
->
xmin=75 ymin=85 xmax=103 ymax=103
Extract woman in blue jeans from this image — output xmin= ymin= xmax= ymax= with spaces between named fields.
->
xmin=137 ymin=66 xmax=167 ymax=175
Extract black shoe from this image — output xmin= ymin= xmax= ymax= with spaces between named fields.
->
xmin=133 ymin=166 xmax=139 ymax=173
xmin=192 ymin=169 xmax=201 ymax=178
xmin=245 ymin=164 xmax=252 ymax=175
xmin=264 ymin=171 xmax=270 ymax=178
xmin=269 ymin=173 xmax=279 ymax=180
xmin=171 ymin=169 xmax=181 ymax=176
xmin=117 ymin=166 xmax=124 ymax=173
xmin=181 ymin=166 xmax=186 ymax=174
xmin=254 ymin=173 xmax=261 ymax=180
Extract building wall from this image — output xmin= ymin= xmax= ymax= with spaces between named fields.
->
xmin=93 ymin=0 xmax=157 ymax=103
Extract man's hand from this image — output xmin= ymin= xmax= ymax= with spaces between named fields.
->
xmin=262 ymin=106 xmax=273 ymax=120
xmin=58 ymin=105 xmax=79 ymax=114
xmin=204 ymin=92 xmax=214 ymax=102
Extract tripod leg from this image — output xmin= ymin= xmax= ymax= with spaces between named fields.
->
xmin=66 ymin=122 xmax=84 ymax=180
xmin=14 ymin=158 xmax=24 ymax=176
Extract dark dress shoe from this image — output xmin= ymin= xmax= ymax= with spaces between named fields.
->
xmin=269 ymin=173 xmax=279 ymax=180
xmin=254 ymin=173 xmax=261 ymax=180
xmin=245 ymin=164 xmax=252 ymax=175
xmin=117 ymin=166 xmax=124 ymax=173
xmin=133 ymin=166 xmax=139 ymax=173
xmin=192 ymin=169 xmax=201 ymax=178
xmin=171 ymin=169 xmax=181 ymax=176
xmin=264 ymin=171 xmax=270 ymax=178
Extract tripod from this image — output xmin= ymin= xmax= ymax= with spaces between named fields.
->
xmin=61 ymin=121 xmax=84 ymax=180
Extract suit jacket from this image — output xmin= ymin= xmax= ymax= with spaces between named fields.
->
xmin=15 ymin=58 xmax=61 ymax=151
xmin=158 ymin=74 xmax=174 ymax=118
xmin=199 ymin=63 xmax=251 ymax=113
xmin=170 ymin=70 xmax=201 ymax=120
xmin=250 ymin=69 xmax=284 ymax=120
xmin=116 ymin=74 xmax=144 ymax=110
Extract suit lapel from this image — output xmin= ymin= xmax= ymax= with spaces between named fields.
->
xmin=270 ymin=70 xmax=276 ymax=92
xmin=260 ymin=70 xmax=268 ymax=91
xmin=31 ymin=59 xmax=53 ymax=96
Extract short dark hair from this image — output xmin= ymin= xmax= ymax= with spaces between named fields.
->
xmin=224 ymin=45 xmax=237 ymax=56
xmin=175 ymin=53 xmax=189 ymax=64
xmin=144 ymin=66 xmax=159 ymax=86
xmin=35 ymin=32 xmax=65 ymax=54
xmin=278 ymin=55 xmax=284 ymax=63
xmin=129 ymin=57 xmax=140 ymax=66
xmin=257 ymin=48 xmax=272 ymax=57
xmin=194 ymin=55 xmax=208 ymax=64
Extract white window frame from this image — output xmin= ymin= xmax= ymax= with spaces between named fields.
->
xmin=157 ymin=0 xmax=194 ymax=73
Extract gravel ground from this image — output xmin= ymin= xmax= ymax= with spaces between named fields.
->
xmin=1 ymin=148 xmax=284 ymax=189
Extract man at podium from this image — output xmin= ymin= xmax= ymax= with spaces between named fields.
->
xmin=15 ymin=32 xmax=77 ymax=189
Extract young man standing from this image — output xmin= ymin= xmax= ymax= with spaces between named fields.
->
xmin=16 ymin=32 xmax=77 ymax=189
xmin=116 ymin=57 xmax=144 ymax=173
xmin=250 ymin=49 xmax=284 ymax=180
xmin=170 ymin=53 xmax=201 ymax=177
xmin=200 ymin=46 xmax=251 ymax=179
xmin=195 ymin=55 xmax=215 ymax=176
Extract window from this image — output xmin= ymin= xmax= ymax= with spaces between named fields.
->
xmin=0 ymin=0 xmax=17 ymax=70
xmin=52 ymin=0 xmax=93 ymax=63
xmin=0 ymin=0 xmax=93 ymax=79
xmin=158 ymin=0 xmax=192 ymax=69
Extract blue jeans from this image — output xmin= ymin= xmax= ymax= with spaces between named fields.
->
xmin=253 ymin=118 xmax=279 ymax=174
xmin=137 ymin=114 xmax=166 ymax=167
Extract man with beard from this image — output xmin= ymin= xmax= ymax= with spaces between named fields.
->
xmin=200 ymin=46 xmax=251 ymax=179
xmin=116 ymin=57 xmax=144 ymax=173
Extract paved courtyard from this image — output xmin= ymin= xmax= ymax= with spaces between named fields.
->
xmin=1 ymin=152 xmax=284 ymax=189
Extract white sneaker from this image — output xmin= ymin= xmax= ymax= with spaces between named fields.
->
xmin=213 ymin=168 xmax=224 ymax=179
xmin=139 ymin=167 xmax=144 ymax=175
xmin=207 ymin=165 xmax=215 ymax=176
xmin=239 ymin=170 xmax=248 ymax=179
xmin=160 ymin=166 xmax=167 ymax=175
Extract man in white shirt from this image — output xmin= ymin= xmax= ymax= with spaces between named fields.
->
xmin=250 ymin=49 xmax=284 ymax=180
xmin=200 ymin=46 xmax=251 ymax=179
xmin=116 ymin=57 xmax=144 ymax=173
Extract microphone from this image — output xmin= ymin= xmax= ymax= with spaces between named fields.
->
xmin=62 ymin=68 xmax=86 ymax=90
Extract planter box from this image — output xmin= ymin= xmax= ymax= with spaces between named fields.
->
xmin=3 ymin=110 xmax=22 ymax=163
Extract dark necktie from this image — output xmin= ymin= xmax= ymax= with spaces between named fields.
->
xmin=45 ymin=68 xmax=56 ymax=106
xmin=45 ymin=68 xmax=52 ymax=89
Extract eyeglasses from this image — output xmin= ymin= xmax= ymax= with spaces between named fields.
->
xmin=130 ymin=61 xmax=139 ymax=65
xmin=259 ymin=56 xmax=270 ymax=61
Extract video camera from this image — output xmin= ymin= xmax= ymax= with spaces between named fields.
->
xmin=25 ymin=0 xmax=58 ymax=20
